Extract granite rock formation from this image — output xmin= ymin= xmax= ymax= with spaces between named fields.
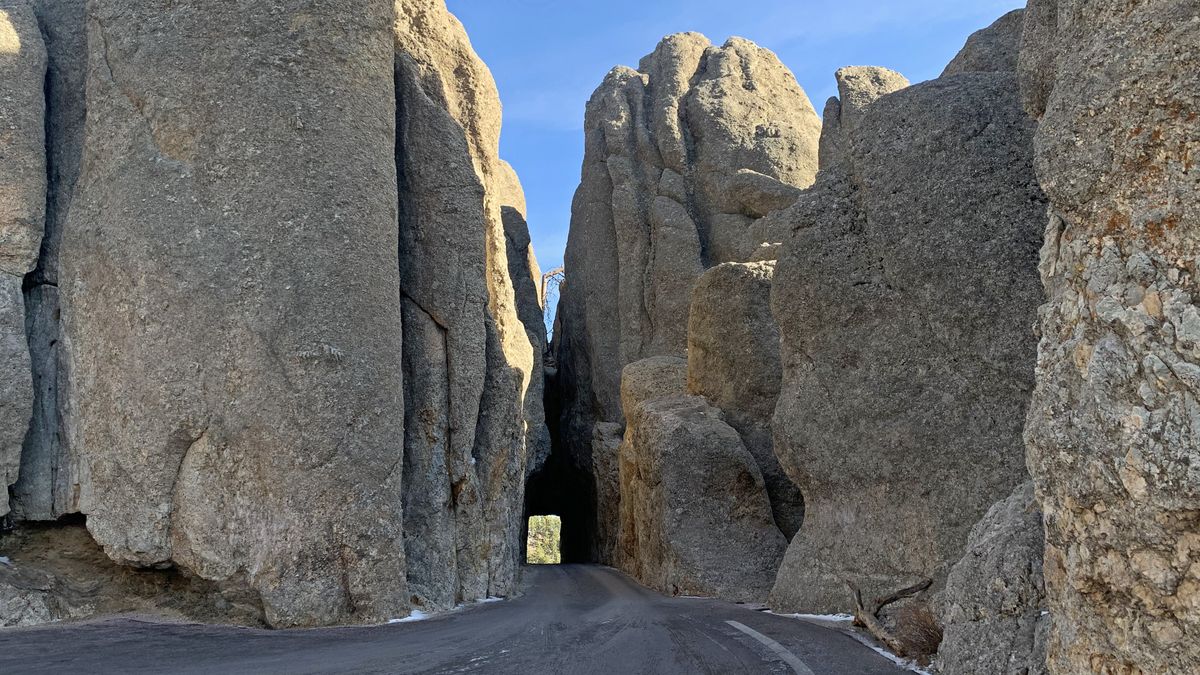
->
xmin=58 ymin=0 xmax=409 ymax=628
xmin=615 ymin=357 xmax=785 ymax=602
xmin=942 ymin=9 xmax=1025 ymax=77
xmin=1 ymin=0 xmax=546 ymax=629
xmin=393 ymin=0 xmax=543 ymax=613
xmin=937 ymin=482 xmax=1049 ymax=675
xmin=1020 ymin=0 xmax=1200 ymax=671
xmin=550 ymin=32 xmax=821 ymax=564
xmin=769 ymin=51 xmax=1046 ymax=611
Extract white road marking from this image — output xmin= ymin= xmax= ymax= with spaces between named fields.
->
xmin=726 ymin=620 xmax=817 ymax=675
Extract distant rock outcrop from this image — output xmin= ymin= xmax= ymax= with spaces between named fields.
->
xmin=1020 ymin=0 xmax=1200 ymax=671
xmin=615 ymin=357 xmax=785 ymax=602
xmin=552 ymin=31 xmax=821 ymax=564
xmin=769 ymin=50 xmax=1046 ymax=611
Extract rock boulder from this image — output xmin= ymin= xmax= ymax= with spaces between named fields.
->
xmin=616 ymin=358 xmax=786 ymax=602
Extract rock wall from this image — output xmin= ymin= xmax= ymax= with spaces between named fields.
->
xmin=552 ymin=32 xmax=821 ymax=563
xmin=1020 ymin=0 xmax=1200 ymax=671
xmin=769 ymin=33 xmax=1046 ymax=611
xmin=1 ymin=0 xmax=545 ymax=629
xmin=393 ymin=0 xmax=543 ymax=611
xmin=0 ymin=0 xmax=45 ymax=519
xmin=58 ymin=0 xmax=408 ymax=628
xmin=615 ymin=357 xmax=785 ymax=602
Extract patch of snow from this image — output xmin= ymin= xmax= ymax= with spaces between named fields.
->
xmin=774 ymin=612 xmax=855 ymax=623
xmin=862 ymin=643 xmax=932 ymax=675
xmin=388 ymin=610 xmax=432 ymax=624
xmin=0 ymin=556 xmax=11 ymax=566
xmin=774 ymin=611 xmax=929 ymax=674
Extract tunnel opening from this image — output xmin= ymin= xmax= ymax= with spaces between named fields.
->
xmin=523 ymin=446 xmax=597 ymax=564
xmin=524 ymin=364 xmax=602 ymax=564
xmin=525 ymin=515 xmax=562 ymax=565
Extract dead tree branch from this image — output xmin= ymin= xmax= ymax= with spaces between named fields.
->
xmin=844 ymin=578 xmax=933 ymax=658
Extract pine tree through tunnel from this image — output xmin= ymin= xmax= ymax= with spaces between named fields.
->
xmin=525 ymin=516 xmax=561 ymax=565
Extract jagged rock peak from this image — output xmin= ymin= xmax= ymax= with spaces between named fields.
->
xmin=942 ymin=8 xmax=1025 ymax=77
xmin=548 ymin=31 xmax=823 ymax=569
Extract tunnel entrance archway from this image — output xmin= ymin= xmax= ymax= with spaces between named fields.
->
xmin=523 ymin=448 xmax=596 ymax=563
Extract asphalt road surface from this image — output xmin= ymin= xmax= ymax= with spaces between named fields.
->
xmin=0 ymin=565 xmax=909 ymax=674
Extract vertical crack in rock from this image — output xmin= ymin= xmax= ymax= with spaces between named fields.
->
xmin=15 ymin=0 xmax=86 ymax=523
xmin=0 ymin=0 xmax=47 ymax=519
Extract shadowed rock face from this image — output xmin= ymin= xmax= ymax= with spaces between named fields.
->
xmin=769 ymin=58 xmax=1045 ymax=612
xmin=0 ymin=0 xmax=46 ymax=519
xmin=1 ymin=0 xmax=546 ymax=629
xmin=550 ymin=32 xmax=820 ymax=564
xmin=1020 ymin=1 xmax=1200 ymax=671
xmin=11 ymin=0 xmax=87 ymax=523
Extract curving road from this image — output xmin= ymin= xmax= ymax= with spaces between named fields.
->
xmin=0 ymin=565 xmax=907 ymax=674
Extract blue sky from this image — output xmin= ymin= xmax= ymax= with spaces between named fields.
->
xmin=446 ymin=0 xmax=1026 ymax=272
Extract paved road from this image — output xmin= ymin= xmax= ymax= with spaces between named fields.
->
xmin=0 ymin=565 xmax=907 ymax=674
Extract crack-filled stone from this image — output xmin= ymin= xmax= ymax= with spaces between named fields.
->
xmin=1020 ymin=1 xmax=1200 ymax=671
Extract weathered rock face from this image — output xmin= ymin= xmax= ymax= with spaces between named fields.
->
xmin=937 ymin=482 xmax=1049 ymax=675
xmin=393 ymin=0 xmax=543 ymax=611
xmin=58 ymin=0 xmax=408 ymax=628
xmin=498 ymin=162 xmax=552 ymax=479
xmin=0 ymin=0 xmax=45 ymax=518
xmin=616 ymin=357 xmax=785 ymax=602
xmin=687 ymin=262 xmax=803 ymax=538
xmin=1 ymin=521 xmax=265 ymax=628
xmin=1 ymin=278 xmax=31 ymax=519
xmin=770 ymin=59 xmax=1046 ymax=612
xmin=552 ymin=32 xmax=821 ymax=563
xmin=1020 ymin=1 xmax=1200 ymax=671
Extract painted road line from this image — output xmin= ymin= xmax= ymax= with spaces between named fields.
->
xmin=726 ymin=620 xmax=817 ymax=675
